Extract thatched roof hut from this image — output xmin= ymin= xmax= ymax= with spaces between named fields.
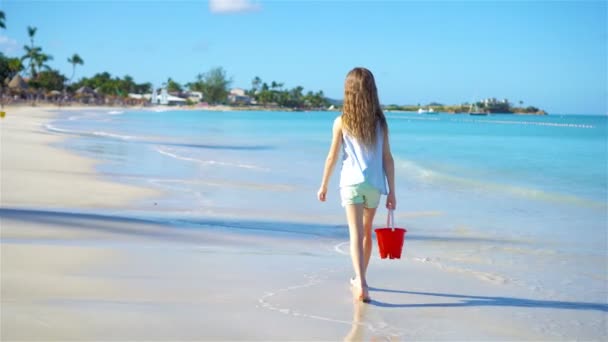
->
xmin=76 ymin=86 xmax=94 ymax=95
xmin=8 ymin=74 xmax=28 ymax=91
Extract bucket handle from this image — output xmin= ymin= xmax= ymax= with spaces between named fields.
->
xmin=387 ymin=209 xmax=395 ymax=231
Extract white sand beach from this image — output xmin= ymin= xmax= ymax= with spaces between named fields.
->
xmin=0 ymin=106 xmax=159 ymax=209
xmin=1 ymin=107 xmax=606 ymax=340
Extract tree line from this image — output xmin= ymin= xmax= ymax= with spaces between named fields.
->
xmin=384 ymin=100 xmax=545 ymax=114
xmin=246 ymin=76 xmax=329 ymax=108
xmin=0 ymin=11 xmax=331 ymax=109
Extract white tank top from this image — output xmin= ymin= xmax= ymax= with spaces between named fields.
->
xmin=339 ymin=123 xmax=388 ymax=195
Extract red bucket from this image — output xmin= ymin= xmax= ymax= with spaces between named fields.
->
xmin=374 ymin=210 xmax=407 ymax=259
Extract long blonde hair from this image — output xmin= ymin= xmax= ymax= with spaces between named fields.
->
xmin=341 ymin=67 xmax=387 ymax=149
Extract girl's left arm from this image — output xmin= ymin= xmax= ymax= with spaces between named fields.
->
xmin=317 ymin=116 xmax=343 ymax=202
xmin=383 ymin=127 xmax=397 ymax=209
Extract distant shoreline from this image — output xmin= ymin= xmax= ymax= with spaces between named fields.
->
xmin=1 ymin=102 xmax=561 ymax=115
xmin=383 ymin=109 xmax=548 ymax=115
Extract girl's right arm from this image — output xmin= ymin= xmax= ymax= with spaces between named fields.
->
xmin=317 ymin=116 xmax=343 ymax=202
xmin=383 ymin=128 xmax=397 ymax=209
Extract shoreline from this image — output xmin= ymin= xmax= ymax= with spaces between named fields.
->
xmin=0 ymin=106 xmax=161 ymax=209
xmin=2 ymin=102 xmax=558 ymax=115
xmin=1 ymin=106 xmax=605 ymax=340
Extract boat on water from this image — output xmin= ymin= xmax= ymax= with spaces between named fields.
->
xmin=418 ymin=107 xmax=437 ymax=114
xmin=468 ymin=103 xmax=487 ymax=116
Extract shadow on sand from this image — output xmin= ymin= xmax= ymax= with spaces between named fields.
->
xmin=369 ymin=288 xmax=608 ymax=312
xmin=0 ymin=207 xmax=521 ymax=244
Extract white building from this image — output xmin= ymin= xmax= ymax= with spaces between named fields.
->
xmin=230 ymin=88 xmax=246 ymax=97
xmin=186 ymin=91 xmax=203 ymax=102
xmin=228 ymin=88 xmax=252 ymax=104
xmin=132 ymin=89 xmax=188 ymax=106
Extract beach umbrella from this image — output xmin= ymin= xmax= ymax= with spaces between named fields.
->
xmin=46 ymin=89 xmax=62 ymax=102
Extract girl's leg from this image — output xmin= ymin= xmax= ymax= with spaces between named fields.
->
xmin=362 ymin=207 xmax=377 ymax=276
xmin=351 ymin=207 xmax=376 ymax=286
xmin=345 ymin=203 xmax=369 ymax=301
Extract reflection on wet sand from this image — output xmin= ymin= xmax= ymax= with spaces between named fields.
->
xmin=344 ymin=297 xmax=368 ymax=342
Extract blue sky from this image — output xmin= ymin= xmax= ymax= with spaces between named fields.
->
xmin=1 ymin=0 xmax=606 ymax=114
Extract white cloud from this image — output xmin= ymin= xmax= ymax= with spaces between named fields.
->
xmin=209 ymin=0 xmax=260 ymax=14
xmin=0 ymin=35 xmax=19 ymax=55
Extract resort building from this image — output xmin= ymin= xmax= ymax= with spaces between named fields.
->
xmin=185 ymin=91 xmax=203 ymax=103
xmin=227 ymin=88 xmax=252 ymax=105
xmin=129 ymin=89 xmax=188 ymax=106
xmin=483 ymin=98 xmax=510 ymax=106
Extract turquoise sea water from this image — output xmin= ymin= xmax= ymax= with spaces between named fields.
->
xmin=47 ymin=109 xmax=607 ymax=302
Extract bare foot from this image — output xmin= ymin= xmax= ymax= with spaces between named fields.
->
xmin=350 ymin=278 xmax=371 ymax=303
xmin=358 ymin=286 xmax=371 ymax=303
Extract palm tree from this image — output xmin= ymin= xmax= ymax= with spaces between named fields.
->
xmin=290 ymin=86 xmax=304 ymax=107
xmin=67 ymin=53 xmax=84 ymax=83
xmin=0 ymin=11 xmax=6 ymax=29
xmin=34 ymin=53 xmax=53 ymax=72
xmin=251 ymin=76 xmax=261 ymax=93
xmin=27 ymin=26 xmax=37 ymax=47
xmin=122 ymin=75 xmax=136 ymax=94
xmin=19 ymin=26 xmax=53 ymax=79
xmin=22 ymin=45 xmax=42 ymax=77
xmin=22 ymin=26 xmax=41 ymax=77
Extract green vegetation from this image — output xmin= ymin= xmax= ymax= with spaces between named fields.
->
xmin=186 ymin=67 xmax=231 ymax=104
xmin=72 ymin=72 xmax=151 ymax=96
xmin=247 ymin=76 xmax=329 ymax=109
xmin=0 ymin=13 xmax=334 ymax=109
xmin=0 ymin=11 xmax=546 ymax=114
xmin=29 ymin=69 xmax=66 ymax=91
xmin=67 ymin=53 xmax=84 ymax=84
xmin=22 ymin=26 xmax=54 ymax=79
xmin=384 ymin=100 xmax=546 ymax=115
xmin=0 ymin=53 xmax=23 ymax=83
xmin=166 ymin=77 xmax=183 ymax=93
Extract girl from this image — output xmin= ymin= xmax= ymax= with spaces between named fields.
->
xmin=317 ymin=67 xmax=396 ymax=303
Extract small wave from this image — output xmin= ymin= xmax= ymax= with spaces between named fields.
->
xmin=45 ymin=123 xmax=77 ymax=134
xmin=333 ymin=241 xmax=349 ymax=255
xmin=155 ymin=146 xmax=269 ymax=171
xmin=450 ymin=118 xmax=595 ymax=129
xmin=389 ymin=115 xmax=441 ymax=121
xmin=396 ymin=158 xmax=436 ymax=179
xmin=45 ymin=124 xmax=135 ymax=141
xmin=165 ymin=142 xmax=273 ymax=151
xmin=65 ymin=111 xmax=101 ymax=120
xmin=47 ymin=123 xmax=270 ymax=150
xmin=107 ymin=110 xmax=124 ymax=115
xmin=92 ymin=131 xmax=134 ymax=140
xmin=257 ymin=270 xmax=398 ymax=337
xmin=412 ymin=256 xmax=510 ymax=285
xmin=394 ymin=158 xmax=606 ymax=208
xmin=148 ymin=177 xmax=294 ymax=192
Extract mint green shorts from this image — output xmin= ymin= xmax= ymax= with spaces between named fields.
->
xmin=340 ymin=182 xmax=381 ymax=208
